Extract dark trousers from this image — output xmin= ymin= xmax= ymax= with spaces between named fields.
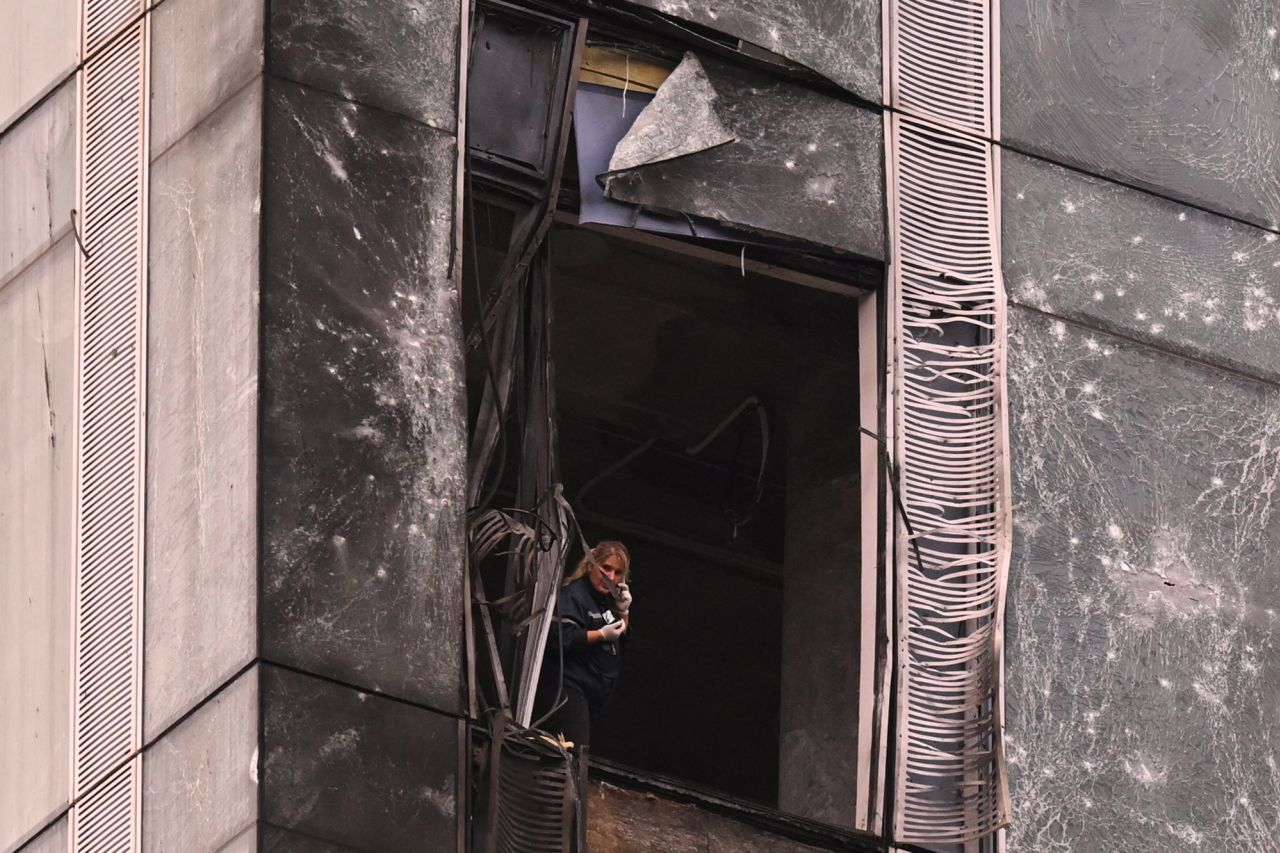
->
xmin=534 ymin=682 xmax=592 ymax=749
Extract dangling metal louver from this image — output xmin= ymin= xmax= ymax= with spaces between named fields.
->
xmin=885 ymin=0 xmax=1013 ymax=843
xmin=486 ymin=716 xmax=586 ymax=853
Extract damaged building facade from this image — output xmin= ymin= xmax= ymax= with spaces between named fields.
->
xmin=1 ymin=0 xmax=1278 ymax=851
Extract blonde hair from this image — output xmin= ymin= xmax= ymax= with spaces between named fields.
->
xmin=565 ymin=540 xmax=631 ymax=585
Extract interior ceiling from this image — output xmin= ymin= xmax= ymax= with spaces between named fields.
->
xmin=549 ymin=224 xmax=862 ymax=459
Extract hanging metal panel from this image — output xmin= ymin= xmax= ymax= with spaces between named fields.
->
xmin=486 ymin=717 xmax=582 ymax=853
xmin=71 ymin=8 xmax=148 ymax=851
xmin=885 ymin=0 xmax=1011 ymax=844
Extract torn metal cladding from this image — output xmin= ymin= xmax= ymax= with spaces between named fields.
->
xmin=606 ymin=55 xmax=733 ymax=173
xmin=885 ymin=117 xmax=1012 ymax=844
xmin=603 ymin=52 xmax=885 ymax=259
xmin=624 ymin=0 xmax=882 ymax=103
xmin=883 ymin=0 xmax=1012 ymax=844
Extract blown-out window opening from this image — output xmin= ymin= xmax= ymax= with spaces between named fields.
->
xmin=459 ymin=3 xmax=1008 ymax=851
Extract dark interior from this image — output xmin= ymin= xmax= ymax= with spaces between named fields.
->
xmin=546 ymin=224 xmax=863 ymax=806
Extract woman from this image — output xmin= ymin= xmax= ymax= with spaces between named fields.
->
xmin=535 ymin=540 xmax=633 ymax=750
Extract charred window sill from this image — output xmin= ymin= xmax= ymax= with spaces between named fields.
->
xmin=589 ymin=757 xmax=918 ymax=853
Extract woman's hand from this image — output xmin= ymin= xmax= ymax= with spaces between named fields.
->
xmin=594 ymin=620 xmax=626 ymax=643
xmin=613 ymin=582 xmax=632 ymax=616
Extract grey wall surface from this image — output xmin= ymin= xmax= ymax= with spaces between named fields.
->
xmin=0 ymin=81 xmax=76 ymax=290
xmin=0 ymin=237 xmax=77 ymax=852
xmin=4 ymin=0 xmax=267 ymax=847
xmin=268 ymin=0 xmax=458 ymax=132
xmin=1001 ymin=4 xmax=1280 ymax=848
xmin=15 ymin=816 xmax=68 ymax=853
xmin=150 ymin=0 xmax=266 ymax=156
xmin=1004 ymin=151 xmax=1280 ymax=384
xmin=257 ymin=1 xmax=467 ymax=842
xmin=0 ymin=76 xmax=78 ymax=852
xmin=145 ymin=0 xmax=264 ymax=742
xmin=2 ymin=0 xmax=466 ymax=848
xmin=13 ymin=1 xmax=1276 ymax=851
xmin=1004 ymin=307 xmax=1280 ymax=852
xmin=1002 ymin=0 xmax=1280 ymax=229
xmin=0 ymin=0 xmax=78 ymax=132
xmin=259 ymin=75 xmax=466 ymax=711
xmin=143 ymin=667 xmax=260 ymax=853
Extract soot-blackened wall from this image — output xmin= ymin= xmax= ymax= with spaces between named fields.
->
xmin=258 ymin=1 xmax=468 ymax=848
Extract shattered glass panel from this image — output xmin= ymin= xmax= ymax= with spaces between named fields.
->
xmin=1006 ymin=306 xmax=1280 ymax=852
xmin=1003 ymin=151 xmax=1280 ymax=385
xmin=1002 ymin=0 xmax=1280 ymax=229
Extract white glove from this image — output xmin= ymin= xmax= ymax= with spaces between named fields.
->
xmin=598 ymin=620 xmax=626 ymax=642
xmin=613 ymin=582 xmax=632 ymax=616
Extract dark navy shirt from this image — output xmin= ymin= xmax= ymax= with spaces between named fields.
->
xmin=547 ymin=576 xmax=623 ymax=711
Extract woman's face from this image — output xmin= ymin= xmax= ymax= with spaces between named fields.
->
xmin=589 ymin=554 xmax=626 ymax=596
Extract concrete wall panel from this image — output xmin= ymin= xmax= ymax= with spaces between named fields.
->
xmin=0 ymin=238 xmax=76 ymax=851
xmin=15 ymin=815 xmax=68 ymax=853
xmin=217 ymin=825 xmax=260 ymax=853
xmin=151 ymin=0 xmax=265 ymax=157
xmin=0 ymin=0 xmax=78 ymax=132
xmin=0 ymin=80 xmax=77 ymax=288
xmin=145 ymin=81 xmax=261 ymax=741
xmin=143 ymin=667 xmax=259 ymax=853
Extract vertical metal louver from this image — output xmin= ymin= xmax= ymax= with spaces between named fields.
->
xmin=69 ymin=761 xmax=141 ymax=853
xmin=888 ymin=0 xmax=992 ymax=136
xmin=884 ymin=0 xmax=1012 ymax=844
xmin=84 ymin=0 xmax=145 ymax=59
xmin=72 ymin=1 xmax=149 ymax=847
